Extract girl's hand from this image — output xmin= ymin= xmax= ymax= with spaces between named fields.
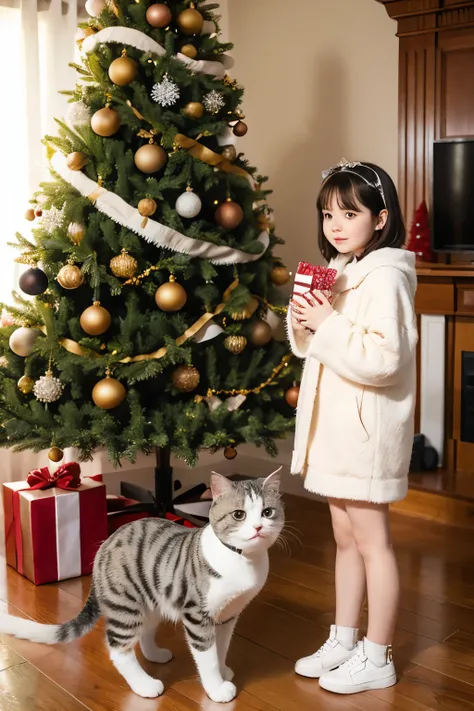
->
xmin=291 ymin=290 xmax=334 ymax=331
xmin=290 ymin=306 xmax=308 ymax=333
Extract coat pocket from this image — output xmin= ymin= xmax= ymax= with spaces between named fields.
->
xmin=355 ymin=388 xmax=370 ymax=442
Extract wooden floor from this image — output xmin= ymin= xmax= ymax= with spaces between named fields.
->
xmin=2 ymin=495 xmax=474 ymax=710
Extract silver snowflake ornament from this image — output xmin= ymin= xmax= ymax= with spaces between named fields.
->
xmin=151 ymin=75 xmax=180 ymax=107
xmin=33 ymin=371 xmax=63 ymax=403
xmin=203 ymin=90 xmax=225 ymax=114
xmin=42 ymin=205 xmax=65 ymax=234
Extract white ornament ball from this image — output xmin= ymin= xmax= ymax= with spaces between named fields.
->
xmin=175 ymin=190 xmax=202 ymax=219
xmin=33 ymin=372 xmax=63 ymax=403
xmin=85 ymin=0 xmax=106 ymax=17
xmin=9 ymin=327 xmax=41 ymax=357
xmin=66 ymin=101 xmax=91 ymax=127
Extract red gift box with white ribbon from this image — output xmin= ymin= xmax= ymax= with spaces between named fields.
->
xmin=2 ymin=463 xmax=107 ymax=585
xmin=292 ymin=262 xmax=337 ymax=303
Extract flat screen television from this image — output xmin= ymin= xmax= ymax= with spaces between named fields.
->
xmin=432 ymin=138 xmax=474 ymax=252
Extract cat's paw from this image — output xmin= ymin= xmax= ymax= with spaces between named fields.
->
xmin=221 ymin=665 xmax=234 ymax=682
xmin=142 ymin=646 xmax=173 ymax=664
xmin=130 ymin=676 xmax=164 ymax=698
xmin=207 ymin=680 xmax=237 ymax=703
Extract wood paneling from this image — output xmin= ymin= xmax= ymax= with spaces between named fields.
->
xmin=437 ymin=28 xmax=474 ymax=137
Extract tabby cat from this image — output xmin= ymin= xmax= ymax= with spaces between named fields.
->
xmin=0 ymin=468 xmax=284 ymax=703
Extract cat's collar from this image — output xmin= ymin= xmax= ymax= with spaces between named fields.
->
xmin=223 ymin=541 xmax=243 ymax=555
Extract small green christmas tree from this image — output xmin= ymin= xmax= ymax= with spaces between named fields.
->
xmin=0 ymin=0 xmax=298 ymax=473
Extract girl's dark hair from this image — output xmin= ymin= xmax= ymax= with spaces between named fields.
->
xmin=316 ymin=162 xmax=405 ymax=261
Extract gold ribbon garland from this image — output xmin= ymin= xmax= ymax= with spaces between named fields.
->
xmin=203 ymin=353 xmax=292 ymax=398
xmin=41 ymin=280 xmax=239 ymax=363
xmin=173 ymin=134 xmax=250 ymax=180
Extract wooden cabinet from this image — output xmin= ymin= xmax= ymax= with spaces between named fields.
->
xmin=415 ymin=263 xmax=474 ymax=496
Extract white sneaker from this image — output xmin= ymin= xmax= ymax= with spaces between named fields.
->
xmin=319 ymin=640 xmax=397 ymax=694
xmin=294 ymin=625 xmax=357 ymax=679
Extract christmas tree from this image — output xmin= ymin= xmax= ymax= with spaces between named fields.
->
xmin=406 ymin=200 xmax=434 ymax=262
xmin=0 ymin=0 xmax=299 ymax=476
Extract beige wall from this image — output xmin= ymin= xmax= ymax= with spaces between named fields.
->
xmin=227 ymin=0 xmax=399 ymax=271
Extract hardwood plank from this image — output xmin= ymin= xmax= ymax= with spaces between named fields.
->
xmin=0 ymin=661 xmax=89 ymax=711
xmin=0 ymin=642 xmax=24 ymax=673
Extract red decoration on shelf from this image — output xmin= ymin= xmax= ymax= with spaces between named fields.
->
xmin=406 ymin=200 xmax=434 ymax=262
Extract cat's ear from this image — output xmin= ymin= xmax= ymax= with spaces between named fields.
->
xmin=263 ymin=466 xmax=282 ymax=493
xmin=210 ymin=472 xmax=234 ymax=499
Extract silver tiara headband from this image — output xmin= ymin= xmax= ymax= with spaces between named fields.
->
xmin=321 ymin=158 xmax=387 ymax=208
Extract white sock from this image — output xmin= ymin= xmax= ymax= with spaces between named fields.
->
xmin=334 ymin=625 xmax=358 ymax=651
xmin=363 ymin=637 xmax=392 ymax=667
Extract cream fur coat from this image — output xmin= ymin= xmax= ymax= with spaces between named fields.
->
xmin=287 ymin=248 xmax=418 ymax=504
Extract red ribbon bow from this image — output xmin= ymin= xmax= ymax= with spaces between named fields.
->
xmin=26 ymin=462 xmax=82 ymax=491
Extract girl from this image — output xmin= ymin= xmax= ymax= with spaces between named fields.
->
xmin=287 ymin=159 xmax=417 ymax=695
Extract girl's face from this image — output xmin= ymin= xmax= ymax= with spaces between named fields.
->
xmin=322 ymin=193 xmax=387 ymax=258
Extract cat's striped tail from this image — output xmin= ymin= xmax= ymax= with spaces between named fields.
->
xmin=0 ymin=585 xmax=100 ymax=644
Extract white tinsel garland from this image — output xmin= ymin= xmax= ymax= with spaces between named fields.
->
xmin=81 ymin=27 xmax=231 ymax=79
xmin=50 ymin=152 xmax=269 ymax=265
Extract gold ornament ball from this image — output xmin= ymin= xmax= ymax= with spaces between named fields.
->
xmin=233 ymin=120 xmax=248 ymax=137
xmin=108 ymin=56 xmax=138 ymax=86
xmin=57 ymin=263 xmax=84 ymax=289
xmin=91 ymin=107 xmax=121 ymax=137
xmin=180 ymin=43 xmax=197 ymax=59
xmin=25 ymin=208 xmax=35 ymax=221
xmin=177 ymin=8 xmax=204 ymax=35
xmin=285 ymin=385 xmax=300 ymax=409
xmin=80 ymin=302 xmax=112 ymax=336
xmin=271 ymin=266 xmax=290 ymax=286
xmin=172 ymin=365 xmax=200 ymax=392
xmin=92 ymin=376 xmax=126 ymax=409
xmin=110 ymin=251 xmax=138 ymax=279
xmin=48 ymin=446 xmax=64 ymax=462
xmin=184 ymin=101 xmax=204 ymax=119
xmin=68 ymin=222 xmax=86 ymax=246
xmin=146 ymin=3 xmax=173 ymax=28
xmin=231 ymin=296 xmax=259 ymax=321
xmin=250 ymin=319 xmax=273 ymax=347
xmin=138 ymin=198 xmax=157 ymax=217
xmin=215 ymin=200 xmax=244 ymax=230
xmin=221 ymin=145 xmax=237 ymax=162
xmin=224 ymin=335 xmax=247 ymax=354
xmin=155 ymin=279 xmax=187 ymax=312
xmin=17 ymin=375 xmax=34 ymax=394
xmin=66 ymin=151 xmax=89 ymax=171
xmin=134 ymin=143 xmax=167 ymax=174
xmin=224 ymin=445 xmax=237 ymax=460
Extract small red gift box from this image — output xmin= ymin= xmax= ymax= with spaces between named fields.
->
xmin=292 ymin=262 xmax=337 ymax=303
xmin=2 ymin=463 xmax=108 ymax=585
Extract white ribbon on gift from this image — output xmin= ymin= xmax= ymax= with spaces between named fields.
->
xmin=81 ymin=26 xmax=232 ymax=79
xmin=55 ymin=490 xmax=82 ymax=580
